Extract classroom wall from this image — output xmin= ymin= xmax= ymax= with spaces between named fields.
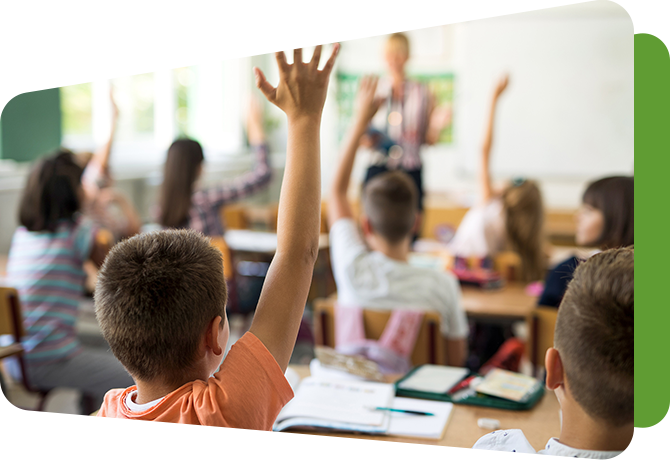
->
xmin=318 ymin=1 xmax=633 ymax=209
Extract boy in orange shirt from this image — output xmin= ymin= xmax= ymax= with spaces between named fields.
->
xmin=95 ymin=45 xmax=339 ymax=428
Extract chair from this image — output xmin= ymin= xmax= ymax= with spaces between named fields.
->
xmin=0 ymin=286 xmax=51 ymax=411
xmin=209 ymin=237 xmax=239 ymax=312
xmin=312 ymin=297 xmax=445 ymax=366
xmin=529 ymin=306 xmax=559 ymax=375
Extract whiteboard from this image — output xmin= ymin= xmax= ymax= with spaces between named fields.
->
xmin=453 ymin=6 xmax=633 ymax=179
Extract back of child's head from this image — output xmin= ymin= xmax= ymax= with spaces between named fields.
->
xmin=582 ymin=176 xmax=634 ymax=249
xmin=502 ymin=180 xmax=545 ymax=282
xmin=362 ymin=171 xmax=418 ymax=245
xmin=19 ymin=149 xmax=84 ymax=232
xmin=95 ymin=229 xmax=227 ymax=386
xmin=555 ymin=246 xmax=634 ymax=427
xmin=159 ymin=139 xmax=205 ymax=229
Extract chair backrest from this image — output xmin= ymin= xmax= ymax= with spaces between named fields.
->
xmin=531 ymin=306 xmax=559 ymax=369
xmin=209 ymin=237 xmax=235 ymax=282
xmin=221 ymin=205 xmax=248 ymax=230
xmin=313 ymin=297 xmax=445 ymax=366
xmin=493 ymin=251 xmax=522 ymax=282
xmin=0 ymin=287 xmax=25 ymax=340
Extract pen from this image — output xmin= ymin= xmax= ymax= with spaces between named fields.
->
xmin=371 ymin=407 xmax=435 ymax=416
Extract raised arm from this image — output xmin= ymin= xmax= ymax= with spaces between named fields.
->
xmin=196 ymin=102 xmax=272 ymax=208
xmin=249 ymin=45 xmax=340 ymax=372
xmin=82 ymin=90 xmax=118 ymax=199
xmin=479 ymin=74 xmax=509 ymax=205
xmin=328 ymin=75 xmax=384 ymax=226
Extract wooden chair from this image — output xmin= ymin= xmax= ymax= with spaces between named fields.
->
xmin=493 ymin=251 xmax=523 ymax=282
xmin=0 ymin=286 xmax=51 ymax=411
xmin=529 ymin=306 xmax=559 ymax=375
xmin=209 ymin=237 xmax=240 ymax=312
xmin=312 ymin=297 xmax=445 ymax=366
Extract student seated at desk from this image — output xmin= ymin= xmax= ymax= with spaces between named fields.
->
xmin=538 ymin=176 xmax=633 ymax=307
xmin=328 ymin=76 xmax=468 ymax=367
xmin=155 ymin=96 xmax=272 ymax=237
xmin=5 ymin=150 xmax=133 ymax=414
xmin=448 ymin=75 xmax=545 ymax=283
xmin=474 ymin=247 xmax=634 ymax=457
xmin=95 ymin=45 xmax=340 ymax=427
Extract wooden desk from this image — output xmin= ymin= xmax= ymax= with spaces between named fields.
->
xmin=288 ymin=365 xmax=560 ymax=450
xmin=224 ymin=230 xmax=329 ymax=254
xmin=224 ymin=230 xmax=335 ymax=301
xmin=461 ymin=283 xmax=537 ymax=322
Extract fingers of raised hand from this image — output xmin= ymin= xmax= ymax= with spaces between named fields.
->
xmin=254 ymin=67 xmax=277 ymax=103
xmin=310 ymin=45 xmax=322 ymax=69
xmin=321 ymin=43 xmax=340 ymax=78
xmin=275 ymin=51 xmax=289 ymax=75
xmin=293 ymin=16 xmax=302 ymax=64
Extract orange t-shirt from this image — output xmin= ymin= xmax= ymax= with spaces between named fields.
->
xmin=97 ymin=332 xmax=294 ymax=430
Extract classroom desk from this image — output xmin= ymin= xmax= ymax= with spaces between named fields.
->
xmin=461 ymin=283 xmax=537 ymax=322
xmin=224 ymin=230 xmax=329 ymax=253
xmin=224 ymin=230 xmax=335 ymax=301
xmin=287 ymin=365 xmax=561 ymax=451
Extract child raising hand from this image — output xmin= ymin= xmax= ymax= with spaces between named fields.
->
xmin=96 ymin=45 xmax=340 ymax=428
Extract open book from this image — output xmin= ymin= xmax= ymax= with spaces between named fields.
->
xmin=274 ymin=374 xmax=454 ymax=440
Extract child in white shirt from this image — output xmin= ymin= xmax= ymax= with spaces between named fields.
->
xmin=473 ymin=247 xmax=634 ymax=458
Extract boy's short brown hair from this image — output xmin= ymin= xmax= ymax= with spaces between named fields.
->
xmin=555 ymin=246 xmax=634 ymax=427
xmin=362 ymin=171 xmax=418 ymax=244
xmin=95 ymin=229 xmax=227 ymax=385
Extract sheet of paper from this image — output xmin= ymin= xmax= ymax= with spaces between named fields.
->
xmin=387 ymin=397 xmax=454 ymax=440
xmin=474 ymin=369 xmax=541 ymax=402
xmin=276 ymin=377 xmax=395 ymax=426
xmin=397 ymin=365 xmax=469 ymax=394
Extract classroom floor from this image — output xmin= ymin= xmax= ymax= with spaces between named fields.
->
xmin=7 ymin=300 xmax=316 ymax=460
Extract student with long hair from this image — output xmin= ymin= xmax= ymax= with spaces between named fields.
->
xmin=538 ymin=175 xmax=634 ymax=307
xmin=449 ymin=75 xmax=546 ymax=283
xmin=157 ymin=101 xmax=271 ymax=235
xmin=5 ymin=150 xmax=133 ymax=413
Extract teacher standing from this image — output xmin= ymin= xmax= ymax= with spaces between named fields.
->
xmin=365 ymin=32 xmax=451 ymax=214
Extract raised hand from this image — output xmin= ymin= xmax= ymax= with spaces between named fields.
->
xmin=246 ymin=97 xmax=265 ymax=144
xmin=494 ymin=74 xmax=509 ymax=98
xmin=353 ymin=75 xmax=384 ymax=125
xmin=253 ymin=44 xmax=340 ymax=121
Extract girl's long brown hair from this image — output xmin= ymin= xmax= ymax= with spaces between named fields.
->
xmin=159 ymin=139 xmax=204 ymax=229
xmin=19 ymin=149 xmax=84 ymax=232
xmin=582 ymin=176 xmax=634 ymax=249
xmin=502 ymin=180 xmax=546 ymax=282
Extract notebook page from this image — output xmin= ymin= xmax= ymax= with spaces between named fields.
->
xmin=276 ymin=378 xmax=395 ymax=426
xmin=387 ymin=397 xmax=454 ymax=440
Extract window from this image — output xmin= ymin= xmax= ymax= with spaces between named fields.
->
xmin=57 ymin=0 xmax=250 ymax=165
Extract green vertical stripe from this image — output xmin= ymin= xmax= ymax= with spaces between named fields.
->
xmin=634 ymin=33 xmax=670 ymax=428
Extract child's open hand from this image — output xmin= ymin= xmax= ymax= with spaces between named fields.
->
xmin=494 ymin=74 xmax=509 ymax=98
xmin=254 ymin=44 xmax=340 ymax=122
xmin=354 ymin=75 xmax=384 ymax=125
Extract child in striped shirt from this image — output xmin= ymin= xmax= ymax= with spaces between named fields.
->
xmin=5 ymin=150 xmax=133 ymax=413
